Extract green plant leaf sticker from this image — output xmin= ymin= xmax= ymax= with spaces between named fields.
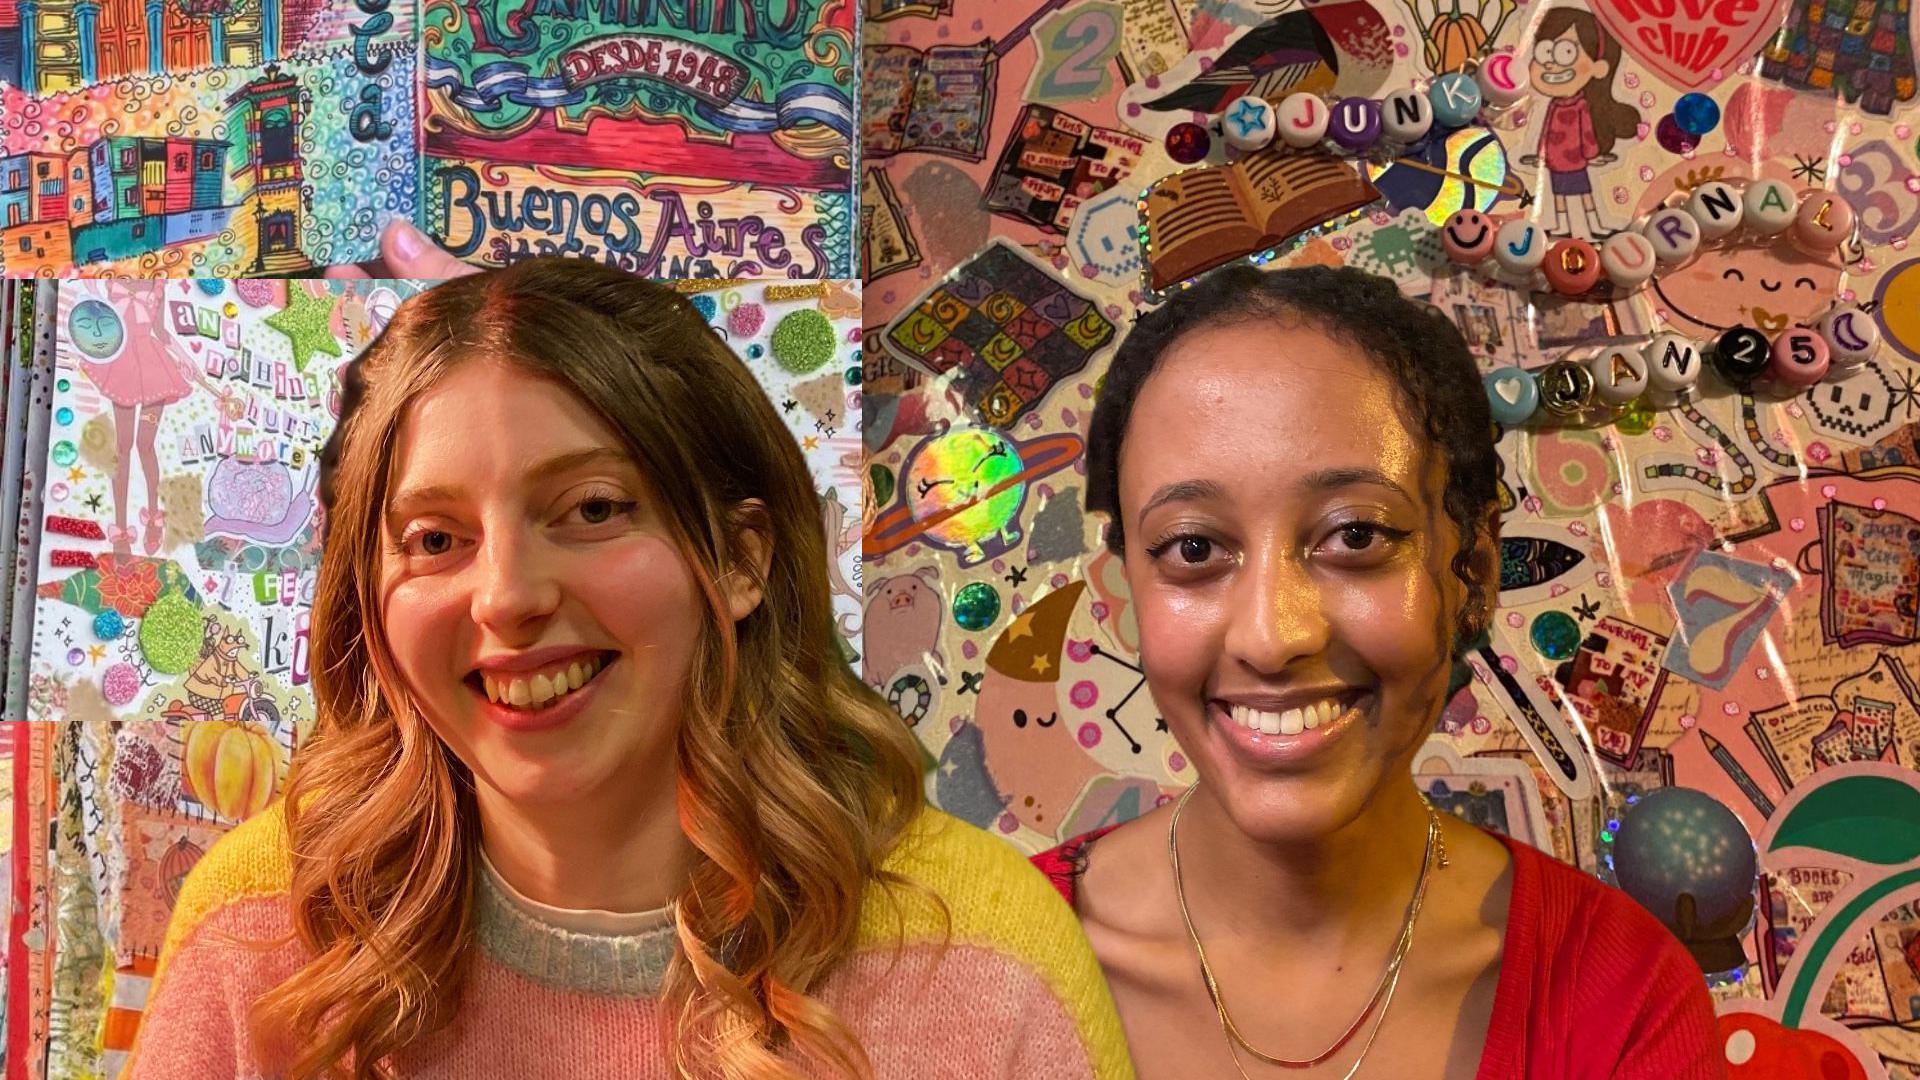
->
xmin=1768 ymin=774 xmax=1920 ymax=866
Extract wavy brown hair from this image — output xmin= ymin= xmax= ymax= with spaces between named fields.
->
xmin=253 ymin=260 xmax=925 ymax=1079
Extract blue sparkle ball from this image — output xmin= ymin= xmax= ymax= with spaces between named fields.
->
xmin=1673 ymin=93 xmax=1720 ymax=136
xmin=952 ymin=582 xmax=1002 ymax=632
xmin=55 ymin=407 xmax=73 ymax=426
xmin=690 ymin=294 xmax=718 ymax=320
xmin=94 ymin=609 xmax=125 ymax=641
xmin=747 ymin=344 xmax=765 ymax=359
xmin=1529 ymin=610 xmax=1581 ymax=660
xmin=196 ymin=279 xmax=227 ymax=297
xmin=1614 ymin=787 xmax=1756 ymax=970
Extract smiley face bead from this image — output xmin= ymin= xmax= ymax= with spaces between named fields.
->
xmin=1441 ymin=208 xmax=1497 ymax=264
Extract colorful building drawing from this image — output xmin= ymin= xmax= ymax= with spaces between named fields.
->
xmin=1 ymin=134 xmax=228 ymax=271
xmin=225 ymin=64 xmax=310 ymax=273
xmin=6 ymin=0 xmax=283 ymax=94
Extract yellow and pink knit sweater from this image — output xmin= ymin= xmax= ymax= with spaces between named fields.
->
xmin=120 ymin=806 xmax=1134 ymax=1079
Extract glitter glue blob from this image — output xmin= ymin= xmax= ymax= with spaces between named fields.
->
xmin=729 ymin=303 xmax=766 ymax=337
xmin=1672 ymin=93 xmax=1719 ymax=135
xmin=689 ymin=294 xmax=718 ymax=320
xmin=139 ymin=592 xmax=203 ymax=675
xmin=197 ymin=280 xmax=227 ymax=296
xmin=93 ymin=609 xmax=126 ymax=640
xmin=869 ymin=464 xmax=897 ymax=507
xmin=102 ymin=663 xmax=141 ymax=706
xmin=953 ymin=582 xmax=1002 ymax=631
xmin=1615 ymin=398 xmax=1656 ymax=435
xmin=770 ymin=309 xmax=836 ymax=374
xmin=1530 ymin=610 xmax=1581 ymax=659
xmin=55 ymin=407 xmax=73 ymax=426
xmin=1655 ymin=115 xmax=1699 ymax=154
xmin=51 ymin=441 xmax=78 ymax=467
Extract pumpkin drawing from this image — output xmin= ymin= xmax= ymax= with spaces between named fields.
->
xmin=183 ymin=720 xmax=284 ymax=820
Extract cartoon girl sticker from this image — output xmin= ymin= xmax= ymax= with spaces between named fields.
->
xmin=77 ymin=283 xmax=199 ymax=556
xmin=1523 ymin=8 xmax=1641 ymax=240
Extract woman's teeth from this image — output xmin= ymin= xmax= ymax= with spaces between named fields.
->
xmin=1229 ymin=697 xmax=1348 ymax=735
xmin=1541 ymin=68 xmax=1576 ymax=84
xmin=481 ymin=655 xmax=605 ymax=710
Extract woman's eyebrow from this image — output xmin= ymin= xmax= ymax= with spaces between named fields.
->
xmin=384 ymin=448 xmax=634 ymax=526
xmin=1299 ymin=466 xmax=1413 ymax=501
xmin=1136 ymin=479 xmax=1224 ymax=526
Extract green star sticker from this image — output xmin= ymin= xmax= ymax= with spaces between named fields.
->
xmin=265 ymin=285 xmax=342 ymax=373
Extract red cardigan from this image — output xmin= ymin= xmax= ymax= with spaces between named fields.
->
xmin=1035 ymin=827 xmax=1727 ymax=1080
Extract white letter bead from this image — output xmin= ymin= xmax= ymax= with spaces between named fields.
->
xmin=1686 ymin=181 xmax=1743 ymax=241
xmin=1277 ymin=93 xmax=1328 ymax=148
xmin=1647 ymin=333 xmax=1704 ymax=392
xmin=1643 ymin=208 xmax=1702 ymax=265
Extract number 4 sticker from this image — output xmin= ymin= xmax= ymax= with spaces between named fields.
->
xmin=1026 ymin=1 xmax=1124 ymax=106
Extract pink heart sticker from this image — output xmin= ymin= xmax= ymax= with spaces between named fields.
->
xmin=1592 ymin=0 xmax=1787 ymax=90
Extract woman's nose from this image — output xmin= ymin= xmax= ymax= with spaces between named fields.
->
xmin=1222 ymin=552 xmax=1331 ymax=675
xmin=468 ymin=529 xmax=564 ymax=635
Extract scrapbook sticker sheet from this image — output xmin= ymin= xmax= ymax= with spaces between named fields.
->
xmin=2 ymin=0 xmax=420 ymax=276
xmin=4 ymin=276 xmax=863 ymax=1075
xmin=862 ymin=0 xmax=1920 ymax=1073
xmin=418 ymin=0 xmax=856 ymax=276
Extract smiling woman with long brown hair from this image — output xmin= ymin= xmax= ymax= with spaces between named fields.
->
xmin=121 ymin=259 xmax=1131 ymax=1080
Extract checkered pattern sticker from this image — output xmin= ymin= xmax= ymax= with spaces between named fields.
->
xmin=882 ymin=240 xmax=1116 ymax=427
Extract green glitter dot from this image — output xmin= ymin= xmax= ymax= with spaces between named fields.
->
xmin=770 ymin=309 xmax=835 ymax=374
xmin=869 ymin=464 xmax=896 ymax=508
xmin=51 ymin=441 xmax=77 ymax=467
xmin=1530 ymin=610 xmax=1582 ymax=660
xmin=57 ymin=378 xmax=71 ymax=392
xmin=953 ymin=582 xmax=1001 ymax=632
xmin=139 ymin=591 xmax=202 ymax=675
xmin=1615 ymin=398 xmax=1656 ymax=435
xmin=846 ymin=365 xmax=863 ymax=386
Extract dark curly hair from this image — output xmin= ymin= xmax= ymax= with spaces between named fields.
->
xmin=1085 ymin=263 xmax=1500 ymax=653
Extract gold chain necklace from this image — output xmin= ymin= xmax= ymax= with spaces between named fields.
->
xmin=1168 ymin=786 xmax=1448 ymax=1077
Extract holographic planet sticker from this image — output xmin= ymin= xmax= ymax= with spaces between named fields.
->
xmin=866 ymin=430 xmax=1083 ymax=566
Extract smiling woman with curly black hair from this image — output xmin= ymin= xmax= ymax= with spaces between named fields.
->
xmin=1035 ymin=264 xmax=1723 ymax=1080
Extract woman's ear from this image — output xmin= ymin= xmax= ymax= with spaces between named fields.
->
xmin=723 ymin=499 xmax=774 ymax=623
xmin=1593 ymin=57 xmax=1610 ymax=79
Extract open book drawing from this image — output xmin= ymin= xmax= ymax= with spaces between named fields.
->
xmin=1140 ymin=145 xmax=1378 ymax=292
xmin=1 ymin=0 xmax=853 ymax=277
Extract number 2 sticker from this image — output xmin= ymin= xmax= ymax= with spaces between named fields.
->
xmin=1026 ymin=1 xmax=1123 ymax=105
